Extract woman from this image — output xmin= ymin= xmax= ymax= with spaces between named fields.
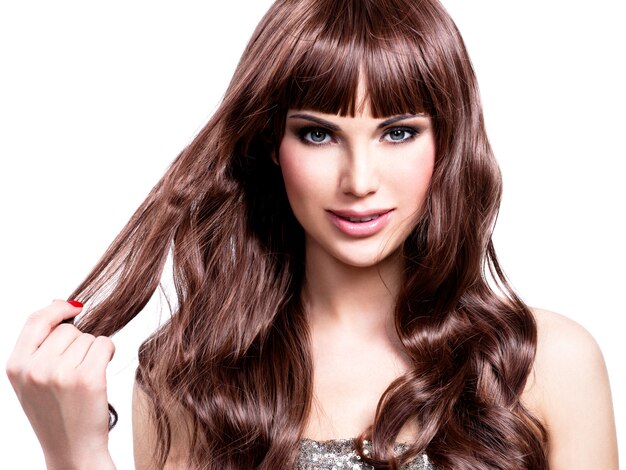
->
xmin=6 ymin=0 xmax=618 ymax=468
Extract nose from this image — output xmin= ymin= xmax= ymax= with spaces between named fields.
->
xmin=339 ymin=144 xmax=380 ymax=197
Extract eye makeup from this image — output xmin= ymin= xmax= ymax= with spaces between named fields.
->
xmin=293 ymin=124 xmax=422 ymax=146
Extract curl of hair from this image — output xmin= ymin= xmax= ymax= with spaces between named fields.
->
xmin=70 ymin=0 xmax=548 ymax=468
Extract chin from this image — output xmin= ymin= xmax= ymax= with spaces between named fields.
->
xmin=331 ymin=245 xmax=401 ymax=269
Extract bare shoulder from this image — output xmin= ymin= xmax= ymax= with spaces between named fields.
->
xmin=525 ymin=308 xmax=608 ymax=419
xmin=132 ymin=379 xmax=194 ymax=470
xmin=523 ymin=308 xmax=618 ymax=469
xmin=531 ymin=307 xmax=603 ymax=374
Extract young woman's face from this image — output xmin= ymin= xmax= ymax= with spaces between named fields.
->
xmin=278 ymin=102 xmax=436 ymax=268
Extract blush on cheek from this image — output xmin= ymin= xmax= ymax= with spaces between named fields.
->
xmin=394 ymin=158 xmax=434 ymax=190
xmin=278 ymin=140 xmax=314 ymax=220
xmin=278 ymin=140 xmax=328 ymax=197
xmin=279 ymin=157 xmax=306 ymax=201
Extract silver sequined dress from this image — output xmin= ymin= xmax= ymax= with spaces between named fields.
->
xmin=296 ymin=438 xmax=436 ymax=469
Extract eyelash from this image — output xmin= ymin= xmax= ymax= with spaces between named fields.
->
xmin=297 ymin=126 xmax=420 ymax=146
xmin=382 ymin=127 xmax=419 ymax=144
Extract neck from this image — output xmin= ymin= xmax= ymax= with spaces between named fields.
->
xmin=302 ymin=239 xmax=404 ymax=338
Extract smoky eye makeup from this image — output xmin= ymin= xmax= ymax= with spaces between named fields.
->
xmin=286 ymin=112 xmax=430 ymax=146
xmin=381 ymin=126 xmax=421 ymax=144
xmin=293 ymin=124 xmax=423 ymax=146
xmin=296 ymin=126 xmax=335 ymax=145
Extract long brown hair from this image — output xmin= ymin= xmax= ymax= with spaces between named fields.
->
xmin=70 ymin=0 xmax=548 ymax=468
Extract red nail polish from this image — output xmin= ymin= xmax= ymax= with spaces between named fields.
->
xmin=68 ymin=300 xmax=83 ymax=308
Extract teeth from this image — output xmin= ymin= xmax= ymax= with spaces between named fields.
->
xmin=346 ymin=215 xmax=378 ymax=222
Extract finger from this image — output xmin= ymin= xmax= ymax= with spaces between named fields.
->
xmin=19 ymin=334 xmax=96 ymax=390
xmin=59 ymin=333 xmax=96 ymax=369
xmin=77 ymin=336 xmax=115 ymax=374
xmin=31 ymin=323 xmax=82 ymax=359
xmin=12 ymin=300 xmax=83 ymax=357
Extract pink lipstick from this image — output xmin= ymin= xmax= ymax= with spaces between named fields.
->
xmin=327 ymin=209 xmax=393 ymax=237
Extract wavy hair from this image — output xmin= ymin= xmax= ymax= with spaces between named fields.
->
xmin=70 ymin=0 xmax=548 ymax=468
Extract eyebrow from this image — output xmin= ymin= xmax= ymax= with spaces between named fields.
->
xmin=288 ymin=112 xmax=423 ymax=131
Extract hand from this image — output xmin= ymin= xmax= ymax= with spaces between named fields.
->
xmin=6 ymin=300 xmax=116 ymax=469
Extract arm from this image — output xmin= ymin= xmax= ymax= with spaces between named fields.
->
xmin=6 ymin=300 xmax=116 ymax=470
xmin=524 ymin=309 xmax=618 ymax=469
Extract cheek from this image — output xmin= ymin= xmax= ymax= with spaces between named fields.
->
xmin=278 ymin=139 xmax=326 ymax=213
xmin=394 ymin=144 xmax=436 ymax=208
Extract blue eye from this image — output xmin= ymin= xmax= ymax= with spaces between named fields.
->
xmin=300 ymin=128 xmax=332 ymax=145
xmin=383 ymin=127 xmax=417 ymax=143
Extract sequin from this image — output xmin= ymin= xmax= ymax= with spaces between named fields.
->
xmin=296 ymin=438 xmax=436 ymax=469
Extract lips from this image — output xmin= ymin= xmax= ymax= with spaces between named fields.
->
xmin=326 ymin=209 xmax=394 ymax=237
xmin=329 ymin=209 xmax=393 ymax=220
xmin=343 ymin=214 xmax=379 ymax=222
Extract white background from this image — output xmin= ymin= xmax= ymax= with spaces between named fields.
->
xmin=1 ymin=1 xmax=624 ymax=467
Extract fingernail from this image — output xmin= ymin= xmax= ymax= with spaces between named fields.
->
xmin=68 ymin=300 xmax=83 ymax=308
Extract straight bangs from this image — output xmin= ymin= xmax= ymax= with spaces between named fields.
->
xmin=281 ymin=5 xmax=435 ymax=118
